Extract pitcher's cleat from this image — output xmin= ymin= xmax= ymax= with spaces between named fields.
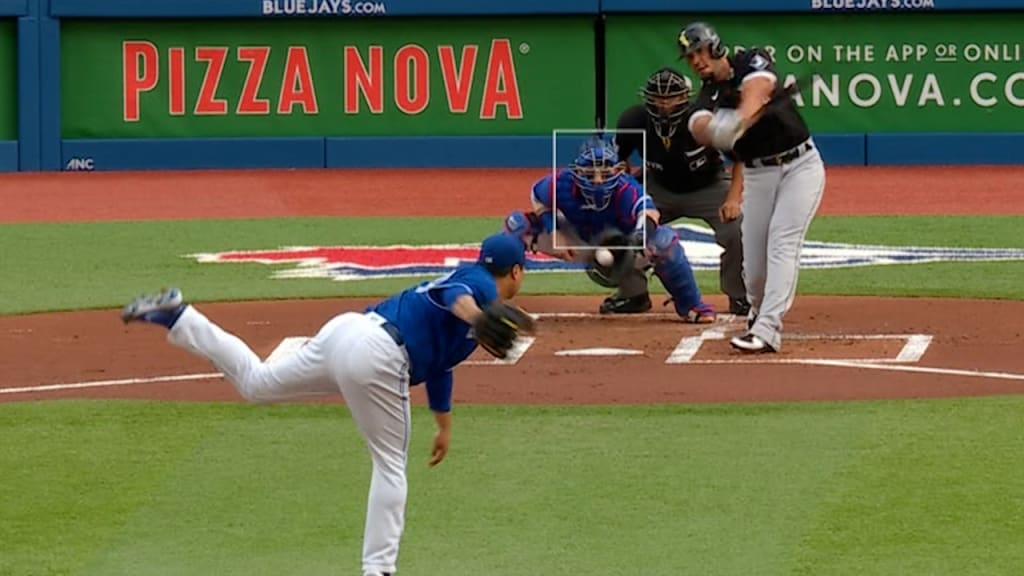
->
xmin=121 ymin=288 xmax=186 ymax=329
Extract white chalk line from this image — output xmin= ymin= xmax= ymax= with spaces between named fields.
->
xmin=897 ymin=334 xmax=933 ymax=362
xmin=3 ymin=313 xmax=1019 ymax=395
xmin=554 ymin=347 xmax=645 ymax=357
xmin=669 ymin=322 xmax=936 ymax=365
xmin=666 ymin=327 xmax=726 ymax=364
xmin=463 ymin=336 xmax=535 ymax=366
xmin=798 ymin=360 xmax=1024 ymax=382
xmin=686 ymin=358 xmax=916 ymax=365
xmin=0 ymin=338 xmax=540 ymax=396
xmin=0 ymin=372 xmax=224 ymax=395
xmin=265 ymin=336 xmax=308 ymax=363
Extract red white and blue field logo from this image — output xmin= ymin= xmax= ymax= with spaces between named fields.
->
xmin=188 ymin=223 xmax=1024 ymax=281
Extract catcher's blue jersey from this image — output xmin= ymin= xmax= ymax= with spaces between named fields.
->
xmin=366 ymin=264 xmax=498 ymax=412
xmin=531 ymin=169 xmax=654 ymax=244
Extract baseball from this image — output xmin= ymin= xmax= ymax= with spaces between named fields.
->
xmin=595 ymin=248 xmax=614 ymax=267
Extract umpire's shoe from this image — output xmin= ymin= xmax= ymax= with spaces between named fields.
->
xmin=730 ymin=333 xmax=776 ymax=353
xmin=599 ymin=294 xmax=652 ymax=314
xmin=729 ymin=297 xmax=751 ymax=316
xmin=121 ymin=287 xmax=187 ymax=329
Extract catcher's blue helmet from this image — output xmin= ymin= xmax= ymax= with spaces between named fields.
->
xmin=570 ymin=138 xmax=624 ymax=211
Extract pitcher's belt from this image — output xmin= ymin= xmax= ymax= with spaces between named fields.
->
xmin=365 ymin=312 xmax=405 ymax=347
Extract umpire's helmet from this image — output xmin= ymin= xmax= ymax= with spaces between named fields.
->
xmin=570 ymin=137 xmax=624 ymax=211
xmin=641 ymin=67 xmax=691 ymax=139
xmin=678 ymin=21 xmax=726 ymax=59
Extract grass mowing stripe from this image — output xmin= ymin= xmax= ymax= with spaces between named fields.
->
xmin=4 ymin=398 xmax=1024 ymax=575
xmin=75 ymin=404 xmax=363 ymax=576
xmin=0 ymin=400 xmax=234 ymax=576
xmin=786 ymin=398 xmax=1024 ymax=575
xmin=2 ymin=215 xmax=1023 ymax=315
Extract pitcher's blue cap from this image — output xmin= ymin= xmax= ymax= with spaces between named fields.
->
xmin=477 ymin=232 xmax=527 ymax=270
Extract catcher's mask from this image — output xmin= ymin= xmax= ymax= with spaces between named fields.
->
xmin=570 ymin=138 xmax=624 ymax=212
xmin=641 ymin=67 xmax=692 ymax=140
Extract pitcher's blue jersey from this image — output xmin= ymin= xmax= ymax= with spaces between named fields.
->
xmin=366 ymin=264 xmax=499 ymax=412
xmin=531 ymin=169 xmax=654 ymax=244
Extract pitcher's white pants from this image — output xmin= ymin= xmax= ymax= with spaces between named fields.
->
xmin=168 ymin=305 xmax=411 ymax=576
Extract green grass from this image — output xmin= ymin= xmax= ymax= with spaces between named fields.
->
xmin=2 ymin=215 xmax=1023 ymax=315
xmin=2 ymin=398 xmax=1023 ymax=575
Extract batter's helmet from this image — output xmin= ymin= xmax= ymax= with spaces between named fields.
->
xmin=678 ymin=21 xmax=726 ymax=59
xmin=570 ymin=137 xmax=624 ymax=211
xmin=641 ymin=67 xmax=691 ymax=139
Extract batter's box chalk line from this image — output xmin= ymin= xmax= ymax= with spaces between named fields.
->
xmin=463 ymin=336 xmax=536 ymax=366
xmin=529 ymin=312 xmax=743 ymax=324
xmin=666 ymin=328 xmax=933 ymax=365
xmin=8 ymin=328 xmax=1024 ymax=396
xmin=265 ymin=335 xmax=536 ymax=367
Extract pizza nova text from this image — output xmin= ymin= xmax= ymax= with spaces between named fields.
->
xmin=122 ymin=40 xmax=524 ymax=121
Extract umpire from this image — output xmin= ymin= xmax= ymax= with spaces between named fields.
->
xmin=607 ymin=66 xmax=749 ymax=316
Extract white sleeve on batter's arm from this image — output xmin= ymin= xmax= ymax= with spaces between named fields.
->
xmin=688 ymin=85 xmax=716 ymax=143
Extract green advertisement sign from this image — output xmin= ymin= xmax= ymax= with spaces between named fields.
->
xmin=606 ymin=13 xmax=1024 ymax=133
xmin=61 ymin=18 xmax=594 ymax=138
xmin=0 ymin=20 xmax=16 ymax=141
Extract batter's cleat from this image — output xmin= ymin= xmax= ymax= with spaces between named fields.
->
xmin=729 ymin=297 xmax=751 ymax=316
xmin=121 ymin=287 xmax=186 ymax=329
xmin=730 ymin=333 xmax=775 ymax=353
xmin=599 ymin=294 xmax=652 ymax=314
xmin=684 ymin=302 xmax=717 ymax=324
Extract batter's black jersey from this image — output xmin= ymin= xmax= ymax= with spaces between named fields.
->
xmin=690 ymin=48 xmax=811 ymax=161
xmin=614 ymin=104 xmax=723 ymax=193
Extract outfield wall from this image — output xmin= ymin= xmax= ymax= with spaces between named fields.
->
xmin=4 ymin=0 xmax=1024 ymax=171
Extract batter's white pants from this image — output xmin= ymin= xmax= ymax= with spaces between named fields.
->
xmin=168 ymin=305 xmax=411 ymax=576
xmin=740 ymin=141 xmax=827 ymax=351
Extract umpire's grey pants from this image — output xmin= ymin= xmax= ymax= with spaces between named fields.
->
xmin=614 ymin=171 xmax=746 ymax=303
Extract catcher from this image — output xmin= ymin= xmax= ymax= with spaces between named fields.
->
xmin=118 ymin=231 xmax=534 ymax=576
xmin=503 ymin=136 xmax=716 ymax=323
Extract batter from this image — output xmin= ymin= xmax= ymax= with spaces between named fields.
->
xmin=679 ymin=21 xmax=827 ymax=353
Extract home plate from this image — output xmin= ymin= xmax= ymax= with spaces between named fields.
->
xmin=555 ymin=347 xmax=645 ymax=357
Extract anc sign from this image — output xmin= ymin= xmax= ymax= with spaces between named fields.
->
xmin=188 ymin=224 xmax=1024 ymax=281
xmin=606 ymin=12 xmax=1024 ymax=133
xmin=60 ymin=17 xmax=594 ymax=138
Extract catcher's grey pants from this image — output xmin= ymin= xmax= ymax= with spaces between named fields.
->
xmin=741 ymin=140 xmax=826 ymax=351
xmin=614 ymin=173 xmax=746 ymax=303
xmin=168 ymin=306 xmax=411 ymax=576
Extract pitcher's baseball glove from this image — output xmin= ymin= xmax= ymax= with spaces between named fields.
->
xmin=474 ymin=302 xmax=536 ymax=359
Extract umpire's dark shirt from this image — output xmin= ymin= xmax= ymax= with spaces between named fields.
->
xmin=690 ymin=48 xmax=811 ymax=161
xmin=615 ymin=104 xmax=723 ymax=194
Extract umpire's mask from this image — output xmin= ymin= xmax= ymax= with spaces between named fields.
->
xmin=641 ymin=67 xmax=692 ymax=140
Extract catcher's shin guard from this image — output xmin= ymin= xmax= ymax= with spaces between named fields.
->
xmin=649 ymin=226 xmax=703 ymax=317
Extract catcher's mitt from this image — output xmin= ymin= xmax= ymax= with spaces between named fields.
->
xmin=473 ymin=302 xmax=536 ymax=359
xmin=585 ymin=232 xmax=642 ymax=288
